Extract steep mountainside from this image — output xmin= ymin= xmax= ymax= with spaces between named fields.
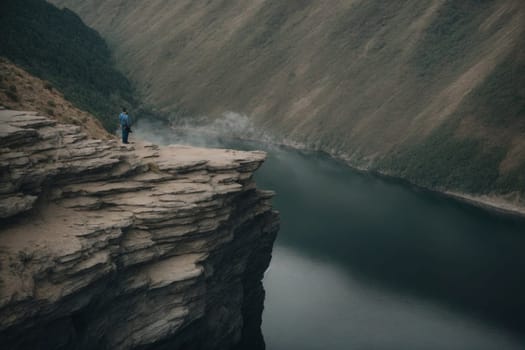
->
xmin=51 ymin=0 xmax=525 ymax=204
xmin=0 ymin=0 xmax=135 ymax=131
xmin=0 ymin=109 xmax=278 ymax=349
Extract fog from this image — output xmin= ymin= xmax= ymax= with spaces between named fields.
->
xmin=134 ymin=111 xmax=276 ymax=148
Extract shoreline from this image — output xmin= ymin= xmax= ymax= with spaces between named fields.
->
xmin=339 ymin=156 xmax=525 ymax=220
xmin=265 ymin=141 xmax=525 ymax=220
xmin=256 ymin=136 xmax=525 ymax=220
xmin=443 ymin=191 xmax=525 ymax=219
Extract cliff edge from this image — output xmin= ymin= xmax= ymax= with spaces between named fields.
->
xmin=0 ymin=108 xmax=279 ymax=349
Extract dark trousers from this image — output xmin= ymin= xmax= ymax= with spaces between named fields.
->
xmin=122 ymin=128 xmax=129 ymax=144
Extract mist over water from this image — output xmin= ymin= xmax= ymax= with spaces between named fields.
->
xmin=135 ymin=119 xmax=525 ymax=350
xmin=136 ymin=112 xmax=276 ymax=148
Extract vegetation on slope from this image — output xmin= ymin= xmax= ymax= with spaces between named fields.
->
xmin=0 ymin=58 xmax=112 ymax=139
xmin=377 ymin=121 xmax=507 ymax=194
xmin=0 ymin=0 xmax=134 ymax=131
xmin=468 ymin=51 xmax=525 ymax=128
xmin=412 ymin=0 xmax=497 ymax=75
xmin=379 ymin=42 xmax=525 ymax=197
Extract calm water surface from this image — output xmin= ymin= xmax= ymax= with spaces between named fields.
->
xmin=137 ymin=126 xmax=525 ymax=350
xmin=254 ymin=149 xmax=525 ymax=350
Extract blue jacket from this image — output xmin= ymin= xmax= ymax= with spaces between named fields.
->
xmin=119 ymin=112 xmax=130 ymax=127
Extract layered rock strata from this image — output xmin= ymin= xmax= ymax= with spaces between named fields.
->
xmin=0 ymin=108 xmax=279 ymax=349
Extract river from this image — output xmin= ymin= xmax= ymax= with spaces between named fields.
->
xmin=136 ymin=124 xmax=525 ymax=350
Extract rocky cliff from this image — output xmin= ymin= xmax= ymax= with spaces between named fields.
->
xmin=0 ymin=108 xmax=279 ymax=349
xmin=50 ymin=0 xmax=525 ymax=205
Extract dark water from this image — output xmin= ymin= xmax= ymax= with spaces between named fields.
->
xmin=136 ymin=125 xmax=525 ymax=350
xmin=255 ymin=148 xmax=525 ymax=350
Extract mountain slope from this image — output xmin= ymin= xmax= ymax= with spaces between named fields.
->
xmin=51 ymin=0 xmax=525 ymax=202
xmin=0 ymin=58 xmax=112 ymax=140
xmin=0 ymin=0 xmax=135 ymax=131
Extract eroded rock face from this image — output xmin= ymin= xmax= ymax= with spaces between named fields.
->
xmin=0 ymin=109 xmax=279 ymax=349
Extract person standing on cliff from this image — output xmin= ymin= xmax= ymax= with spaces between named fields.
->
xmin=119 ymin=107 xmax=132 ymax=144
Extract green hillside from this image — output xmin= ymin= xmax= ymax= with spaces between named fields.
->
xmin=0 ymin=0 xmax=135 ymax=131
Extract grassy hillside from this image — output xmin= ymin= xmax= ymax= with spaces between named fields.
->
xmin=51 ymin=0 xmax=525 ymax=202
xmin=380 ymin=46 xmax=525 ymax=196
xmin=0 ymin=0 xmax=135 ymax=131
xmin=0 ymin=58 xmax=112 ymax=140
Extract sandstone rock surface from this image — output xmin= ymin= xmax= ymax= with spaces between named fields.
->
xmin=0 ymin=109 xmax=279 ymax=349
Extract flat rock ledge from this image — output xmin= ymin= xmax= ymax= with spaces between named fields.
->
xmin=0 ymin=109 xmax=279 ymax=349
